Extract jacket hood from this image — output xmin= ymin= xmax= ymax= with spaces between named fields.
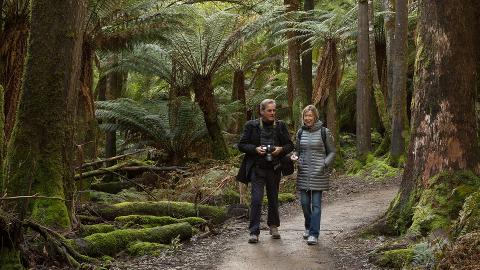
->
xmin=301 ymin=120 xmax=323 ymax=132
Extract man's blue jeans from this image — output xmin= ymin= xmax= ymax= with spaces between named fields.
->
xmin=300 ymin=190 xmax=323 ymax=238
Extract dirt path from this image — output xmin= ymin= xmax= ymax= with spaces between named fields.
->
xmin=216 ymin=187 xmax=398 ymax=270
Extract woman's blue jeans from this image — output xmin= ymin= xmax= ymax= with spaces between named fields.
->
xmin=300 ymin=190 xmax=323 ymax=238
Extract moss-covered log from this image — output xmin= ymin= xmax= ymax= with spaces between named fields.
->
xmin=71 ymin=222 xmax=193 ymax=256
xmin=2 ymin=0 xmax=86 ymax=228
xmin=79 ymin=224 xmax=116 ymax=237
xmin=94 ymin=201 xmax=226 ymax=224
xmin=126 ymin=241 xmax=169 ymax=256
xmin=115 ymin=215 xmax=206 ymax=227
xmin=370 ymin=248 xmax=414 ymax=269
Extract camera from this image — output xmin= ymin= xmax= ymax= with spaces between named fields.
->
xmin=262 ymin=144 xmax=276 ymax=162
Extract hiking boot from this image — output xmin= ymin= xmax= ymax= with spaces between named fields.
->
xmin=248 ymin=234 xmax=259 ymax=243
xmin=307 ymin=235 xmax=318 ymax=245
xmin=303 ymin=229 xmax=309 ymax=239
xmin=269 ymin=226 xmax=281 ymax=239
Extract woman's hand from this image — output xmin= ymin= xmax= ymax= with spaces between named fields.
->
xmin=290 ymin=154 xmax=298 ymax=161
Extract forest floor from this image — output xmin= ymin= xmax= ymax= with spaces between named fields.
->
xmin=111 ymin=174 xmax=401 ymax=270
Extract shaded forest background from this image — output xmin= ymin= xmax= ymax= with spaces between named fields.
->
xmin=0 ymin=0 xmax=479 ymax=269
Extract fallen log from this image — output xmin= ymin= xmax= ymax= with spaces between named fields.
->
xmin=115 ymin=215 xmax=206 ymax=227
xmin=77 ymin=149 xmax=147 ymax=170
xmin=93 ymin=201 xmax=227 ymax=224
xmin=75 ymin=163 xmax=188 ymax=180
xmin=70 ymin=222 xmax=193 ymax=257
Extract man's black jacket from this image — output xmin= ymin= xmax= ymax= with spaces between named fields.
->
xmin=236 ymin=119 xmax=294 ymax=183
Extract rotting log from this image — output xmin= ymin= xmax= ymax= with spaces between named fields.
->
xmin=115 ymin=215 xmax=206 ymax=228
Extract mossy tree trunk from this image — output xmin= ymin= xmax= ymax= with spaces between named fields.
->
xmin=356 ymin=0 xmax=372 ymax=159
xmin=3 ymin=0 xmax=86 ymax=229
xmin=0 ymin=6 xmax=29 ymax=144
xmin=385 ymin=0 xmax=480 ymax=234
xmin=192 ymin=75 xmax=229 ymax=160
xmin=390 ymin=0 xmax=408 ymax=164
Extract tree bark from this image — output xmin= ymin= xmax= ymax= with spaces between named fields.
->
xmin=192 ymin=75 xmax=229 ymax=160
xmin=390 ymin=0 xmax=408 ymax=163
xmin=386 ymin=0 xmax=480 ymax=234
xmin=382 ymin=0 xmax=395 ymax=108
xmin=284 ymin=0 xmax=306 ymax=126
xmin=0 ymin=14 xmax=29 ymax=143
xmin=301 ymin=0 xmax=314 ymax=104
xmin=231 ymin=69 xmax=247 ymax=133
xmin=104 ymin=68 xmax=125 ymax=169
xmin=356 ymin=0 xmax=372 ymax=158
xmin=3 ymin=0 xmax=86 ymax=229
xmin=76 ymin=41 xmax=97 ymax=162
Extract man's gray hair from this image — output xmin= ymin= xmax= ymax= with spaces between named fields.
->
xmin=260 ymin=99 xmax=276 ymax=111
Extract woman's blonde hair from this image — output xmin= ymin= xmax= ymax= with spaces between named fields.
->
xmin=302 ymin=105 xmax=319 ymax=122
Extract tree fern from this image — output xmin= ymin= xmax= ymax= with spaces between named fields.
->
xmin=95 ymin=97 xmax=206 ymax=164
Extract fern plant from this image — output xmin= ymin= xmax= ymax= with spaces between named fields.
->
xmin=95 ymin=97 xmax=207 ymax=164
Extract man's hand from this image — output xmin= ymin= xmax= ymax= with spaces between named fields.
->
xmin=271 ymin=146 xmax=283 ymax=157
xmin=256 ymin=146 xmax=266 ymax=156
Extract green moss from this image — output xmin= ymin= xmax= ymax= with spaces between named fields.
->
xmin=72 ymin=222 xmax=193 ymax=256
xmin=96 ymin=201 xmax=226 ymax=224
xmin=262 ymin=193 xmax=296 ymax=205
xmin=373 ymin=248 xmax=414 ymax=269
xmin=31 ymin=199 xmax=70 ymax=229
xmin=115 ymin=215 xmax=206 ymax=227
xmin=347 ymin=155 xmax=400 ymax=182
xmin=408 ymin=171 xmax=480 ymax=236
xmin=80 ymin=224 xmax=116 ymax=237
xmin=126 ymin=241 xmax=169 ymax=256
xmin=0 ymin=248 xmax=24 ymax=270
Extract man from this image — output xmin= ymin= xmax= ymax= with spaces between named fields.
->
xmin=237 ymin=99 xmax=294 ymax=243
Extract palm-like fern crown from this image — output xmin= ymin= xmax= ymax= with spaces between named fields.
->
xmin=275 ymin=1 xmax=357 ymax=50
xmin=168 ymin=6 xmax=285 ymax=76
xmin=95 ymin=97 xmax=206 ymax=153
xmin=86 ymin=0 xmax=189 ymax=51
xmin=108 ymin=43 xmax=191 ymax=90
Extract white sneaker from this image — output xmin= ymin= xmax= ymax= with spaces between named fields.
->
xmin=303 ymin=230 xmax=309 ymax=239
xmin=307 ymin=235 xmax=318 ymax=245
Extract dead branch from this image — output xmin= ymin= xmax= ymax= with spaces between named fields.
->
xmin=0 ymin=193 xmax=68 ymax=201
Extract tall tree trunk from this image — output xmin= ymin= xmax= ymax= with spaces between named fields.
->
xmin=390 ymin=0 xmax=408 ymax=164
xmin=105 ymin=68 xmax=124 ymax=169
xmin=0 ymin=15 xmax=29 ymax=143
xmin=382 ymin=0 xmax=395 ymax=108
xmin=385 ymin=0 xmax=480 ymax=235
xmin=192 ymin=75 xmax=228 ymax=160
xmin=356 ymin=0 xmax=372 ymax=158
xmin=284 ymin=0 xmax=305 ymax=127
xmin=231 ymin=69 xmax=247 ymax=133
xmin=3 ymin=0 xmax=86 ymax=229
xmin=301 ymin=0 xmax=314 ymax=104
xmin=76 ymin=41 xmax=97 ymax=163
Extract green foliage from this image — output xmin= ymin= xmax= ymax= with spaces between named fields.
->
xmin=95 ymin=97 xmax=206 ymax=163
xmin=346 ymin=154 xmax=400 ymax=182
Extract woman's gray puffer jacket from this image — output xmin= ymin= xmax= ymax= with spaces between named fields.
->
xmin=296 ymin=121 xmax=336 ymax=191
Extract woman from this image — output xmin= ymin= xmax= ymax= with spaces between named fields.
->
xmin=291 ymin=105 xmax=336 ymax=245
